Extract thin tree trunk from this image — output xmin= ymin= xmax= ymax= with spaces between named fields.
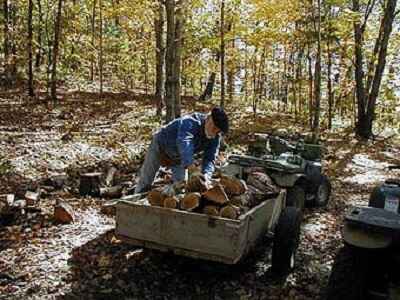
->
xmin=28 ymin=0 xmax=34 ymax=96
xmin=307 ymin=47 xmax=313 ymax=128
xmin=50 ymin=0 xmax=63 ymax=102
xmin=90 ymin=0 xmax=97 ymax=82
xmin=99 ymin=0 xmax=103 ymax=96
xmin=155 ymin=1 xmax=165 ymax=116
xmin=165 ymin=0 xmax=176 ymax=122
xmin=174 ymin=1 xmax=185 ymax=118
xmin=327 ymin=41 xmax=333 ymax=129
xmin=35 ymin=0 xmax=43 ymax=69
xmin=312 ymin=0 xmax=322 ymax=143
xmin=3 ymin=0 xmax=12 ymax=87
xmin=220 ymin=0 xmax=225 ymax=108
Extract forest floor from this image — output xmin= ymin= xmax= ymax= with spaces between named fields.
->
xmin=1 ymin=90 xmax=400 ymax=300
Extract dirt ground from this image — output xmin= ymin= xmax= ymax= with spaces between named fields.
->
xmin=1 ymin=93 xmax=400 ymax=300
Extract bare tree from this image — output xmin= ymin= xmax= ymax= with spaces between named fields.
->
xmin=50 ymin=0 xmax=63 ymax=102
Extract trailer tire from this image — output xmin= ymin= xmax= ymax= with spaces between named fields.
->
xmin=271 ymin=207 xmax=302 ymax=275
xmin=286 ymin=185 xmax=305 ymax=211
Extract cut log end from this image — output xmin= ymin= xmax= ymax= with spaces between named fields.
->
xmin=203 ymin=205 xmax=219 ymax=216
xmin=164 ymin=196 xmax=179 ymax=209
xmin=147 ymin=190 xmax=165 ymax=207
xmin=181 ymin=192 xmax=201 ymax=211
xmin=220 ymin=205 xmax=240 ymax=220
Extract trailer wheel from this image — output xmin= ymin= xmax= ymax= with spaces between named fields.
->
xmin=271 ymin=207 xmax=302 ymax=275
xmin=313 ymin=175 xmax=331 ymax=207
xmin=286 ymin=185 xmax=305 ymax=211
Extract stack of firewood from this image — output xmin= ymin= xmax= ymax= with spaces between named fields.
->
xmin=146 ymin=169 xmax=279 ymax=220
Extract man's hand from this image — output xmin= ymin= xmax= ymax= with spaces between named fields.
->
xmin=161 ymin=180 xmax=186 ymax=197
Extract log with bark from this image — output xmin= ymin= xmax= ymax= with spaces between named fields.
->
xmin=54 ymin=201 xmax=75 ymax=224
xmin=186 ymin=175 xmax=208 ymax=193
xmin=202 ymin=184 xmax=229 ymax=205
xmin=220 ymin=174 xmax=247 ymax=196
xmin=99 ymin=185 xmax=123 ymax=199
xmin=247 ymin=172 xmax=278 ymax=193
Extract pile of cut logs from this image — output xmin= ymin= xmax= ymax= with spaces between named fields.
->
xmin=147 ymin=169 xmax=278 ymax=220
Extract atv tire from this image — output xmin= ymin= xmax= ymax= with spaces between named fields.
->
xmin=313 ymin=175 xmax=331 ymax=207
xmin=271 ymin=207 xmax=302 ymax=275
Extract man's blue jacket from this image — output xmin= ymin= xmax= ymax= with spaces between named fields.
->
xmin=157 ymin=112 xmax=220 ymax=178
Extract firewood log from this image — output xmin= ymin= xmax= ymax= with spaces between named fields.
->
xmin=186 ymin=175 xmax=208 ymax=193
xmin=220 ymin=175 xmax=247 ymax=196
xmin=220 ymin=205 xmax=240 ymax=219
xmin=231 ymin=192 xmax=251 ymax=207
xmin=202 ymin=184 xmax=229 ymax=205
xmin=54 ymin=201 xmax=75 ymax=224
xmin=164 ymin=196 xmax=179 ymax=209
xmin=181 ymin=193 xmax=201 ymax=211
xmin=247 ymin=172 xmax=278 ymax=193
xmin=147 ymin=189 xmax=165 ymax=207
xmin=203 ymin=205 xmax=219 ymax=216
xmin=99 ymin=185 xmax=123 ymax=198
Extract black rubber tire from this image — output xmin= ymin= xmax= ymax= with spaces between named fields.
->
xmin=286 ymin=185 xmax=305 ymax=211
xmin=271 ymin=207 xmax=302 ymax=275
xmin=324 ymin=245 xmax=368 ymax=300
xmin=313 ymin=175 xmax=331 ymax=207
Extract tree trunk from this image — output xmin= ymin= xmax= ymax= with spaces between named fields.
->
xmin=353 ymin=0 xmax=397 ymax=139
xmin=3 ymin=0 xmax=12 ymax=87
xmin=99 ymin=0 xmax=103 ymax=96
xmin=35 ymin=0 xmax=43 ymax=69
xmin=174 ymin=2 xmax=185 ymax=118
xmin=307 ymin=47 xmax=313 ymax=128
xmin=90 ymin=0 xmax=97 ymax=82
xmin=364 ymin=0 xmax=397 ymax=137
xmin=199 ymin=72 xmax=216 ymax=101
xmin=165 ymin=0 xmax=176 ymax=122
xmin=50 ymin=0 xmax=63 ymax=103
xmin=220 ymin=0 xmax=225 ymax=108
xmin=155 ymin=2 xmax=165 ymax=116
xmin=28 ymin=0 xmax=34 ymax=96
xmin=327 ymin=41 xmax=333 ymax=129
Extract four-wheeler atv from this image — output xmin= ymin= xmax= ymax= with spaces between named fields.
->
xmin=325 ymin=168 xmax=400 ymax=300
xmin=234 ymin=133 xmax=331 ymax=210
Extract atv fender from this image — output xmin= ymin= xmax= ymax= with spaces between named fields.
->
xmin=343 ymin=223 xmax=392 ymax=249
xmin=270 ymin=173 xmax=305 ymax=188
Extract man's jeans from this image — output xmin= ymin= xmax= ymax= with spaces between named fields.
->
xmin=134 ymin=133 xmax=186 ymax=193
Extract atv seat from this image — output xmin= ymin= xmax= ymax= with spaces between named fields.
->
xmin=346 ymin=206 xmax=400 ymax=233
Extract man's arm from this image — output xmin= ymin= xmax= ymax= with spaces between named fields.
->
xmin=202 ymin=137 xmax=220 ymax=179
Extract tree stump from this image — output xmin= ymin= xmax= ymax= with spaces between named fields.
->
xmin=79 ymin=172 xmax=102 ymax=196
